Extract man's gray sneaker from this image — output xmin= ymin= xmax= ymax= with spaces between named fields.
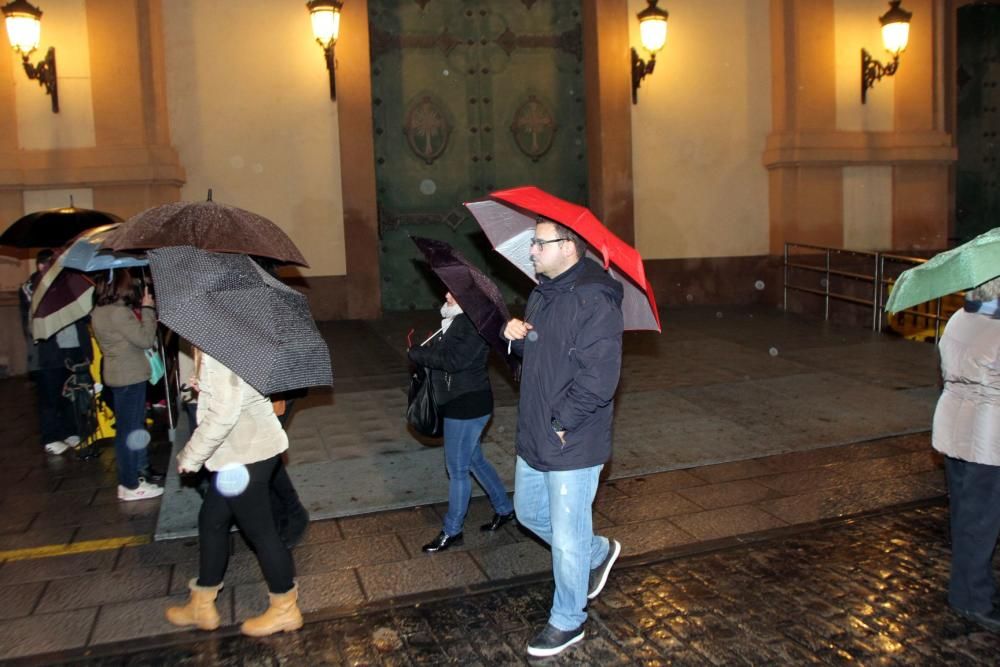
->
xmin=587 ymin=538 xmax=621 ymax=600
xmin=526 ymin=623 xmax=585 ymax=657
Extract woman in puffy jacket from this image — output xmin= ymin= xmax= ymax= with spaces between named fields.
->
xmin=408 ymin=292 xmax=514 ymax=553
xmin=165 ymin=349 xmax=302 ymax=637
xmin=91 ymin=270 xmax=161 ymax=501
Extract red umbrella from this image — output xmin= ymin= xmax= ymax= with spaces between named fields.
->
xmin=465 ymin=186 xmax=661 ymax=331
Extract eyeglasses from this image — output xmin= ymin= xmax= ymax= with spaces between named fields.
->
xmin=529 ymin=237 xmax=569 ymax=249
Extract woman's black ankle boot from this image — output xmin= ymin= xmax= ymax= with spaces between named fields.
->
xmin=422 ymin=531 xmax=463 ymax=553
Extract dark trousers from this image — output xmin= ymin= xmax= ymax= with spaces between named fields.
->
xmin=197 ymin=455 xmax=295 ymax=594
xmin=946 ymin=456 xmax=1000 ymax=612
xmin=35 ymin=367 xmax=77 ymax=445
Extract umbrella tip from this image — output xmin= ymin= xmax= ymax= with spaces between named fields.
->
xmin=207 ymin=189 xmax=213 ymax=202
xmin=69 ymin=194 xmax=74 ymax=208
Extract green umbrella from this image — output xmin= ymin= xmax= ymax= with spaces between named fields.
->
xmin=885 ymin=227 xmax=1000 ymax=314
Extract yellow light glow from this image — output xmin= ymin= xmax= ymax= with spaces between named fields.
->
xmin=881 ymin=21 xmax=909 ymax=54
xmin=310 ymin=7 xmax=340 ymax=47
xmin=5 ymin=14 xmax=39 ymax=54
xmin=639 ymin=17 xmax=667 ymax=54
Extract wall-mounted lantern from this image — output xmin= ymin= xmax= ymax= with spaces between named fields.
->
xmin=307 ymin=0 xmax=342 ymax=101
xmin=861 ymin=1 xmax=912 ymax=104
xmin=631 ymin=0 xmax=668 ymax=105
xmin=2 ymin=0 xmax=57 ymax=112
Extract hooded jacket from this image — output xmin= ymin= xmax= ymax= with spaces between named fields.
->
xmin=510 ymin=257 xmax=624 ymax=471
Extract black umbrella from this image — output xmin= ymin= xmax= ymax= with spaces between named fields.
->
xmin=0 ymin=204 xmax=121 ymax=249
xmin=147 ymin=246 xmax=332 ymax=396
xmin=410 ymin=236 xmax=519 ymax=374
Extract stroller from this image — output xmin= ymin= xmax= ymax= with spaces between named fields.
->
xmin=62 ymin=358 xmax=107 ymax=460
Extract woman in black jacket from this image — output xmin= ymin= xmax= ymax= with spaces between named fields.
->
xmin=408 ymin=292 xmax=515 ymax=552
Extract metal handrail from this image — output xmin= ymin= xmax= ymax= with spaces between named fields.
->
xmin=783 ymin=242 xmax=953 ymax=342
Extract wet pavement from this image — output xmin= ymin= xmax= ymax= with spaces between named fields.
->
xmin=43 ymin=501 xmax=1000 ymax=665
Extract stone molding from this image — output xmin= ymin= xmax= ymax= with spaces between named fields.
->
xmin=763 ymin=130 xmax=957 ymax=168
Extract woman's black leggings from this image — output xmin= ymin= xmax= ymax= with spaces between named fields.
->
xmin=197 ymin=455 xmax=294 ymax=593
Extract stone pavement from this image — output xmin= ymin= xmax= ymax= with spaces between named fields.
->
xmin=36 ymin=501 xmax=1000 ymax=665
xmin=156 ymin=305 xmax=939 ymax=539
xmin=0 ymin=306 xmax=954 ymax=662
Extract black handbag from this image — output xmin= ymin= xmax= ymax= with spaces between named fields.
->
xmin=406 ymin=365 xmax=442 ymax=437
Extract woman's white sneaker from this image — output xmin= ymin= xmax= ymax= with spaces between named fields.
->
xmin=118 ymin=480 xmax=164 ymax=501
xmin=44 ymin=440 xmax=71 ymax=455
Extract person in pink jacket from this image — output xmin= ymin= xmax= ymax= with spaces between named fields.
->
xmin=933 ymin=275 xmax=1000 ymax=632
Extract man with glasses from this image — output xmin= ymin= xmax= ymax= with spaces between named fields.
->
xmin=503 ymin=217 xmax=624 ymax=658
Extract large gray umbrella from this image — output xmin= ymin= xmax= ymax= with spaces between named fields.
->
xmin=147 ymin=246 xmax=332 ymax=396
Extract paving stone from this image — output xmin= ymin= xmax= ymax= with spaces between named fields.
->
xmin=606 ymin=469 xmax=705 ymax=497
xmin=294 ymin=534 xmax=408 ymax=574
xmin=113 ymin=537 xmax=201 ymax=569
xmin=604 ymin=518 xmax=697 ymax=556
xmin=0 ymin=523 xmax=74 ymax=551
xmin=687 ymin=457 xmax=776 ymax=484
xmin=0 ymin=548 xmax=117 ymax=585
xmin=675 ymin=479 xmax=780 ymax=510
xmin=170 ymin=550 xmax=263 ymax=593
xmin=338 ymin=506 xmax=442 ymax=538
xmin=597 ymin=489 xmax=703 ymax=525
xmin=90 ymin=592 xmax=236 ymax=644
xmin=36 ymin=566 xmax=171 ymax=612
xmin=234 ymin=570 xmax=365 ymax=618
xmin=0 ymin=608 xmax=96 ymax=660
xmin=470 ymin=540 xmax=552 ymax=580
xmin=296 ymin=517 xmax=343 ymax=545
xmin=0 ymin=581 xmax=45 ymax=620
xmin=358 ymin=551 xmax=486 ymax=601
xmin=669 ymin=505 xmax=788 ymax=541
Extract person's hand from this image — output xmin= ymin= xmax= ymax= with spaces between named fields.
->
xmin=177 ymin=461 xmax=199 ymax=474
xmin=141 ymin=287 xmax=155 ymax=308
xmin=504 ymin=318 xmax=533 ymax=341
xmin=556 ymin=430 xmax=566 ymax=445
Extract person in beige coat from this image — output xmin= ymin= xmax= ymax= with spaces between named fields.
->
xmin=165 ymin=351 xmax=302 ymax=637
xmin=933 ymin=275 xmax=1000 ymax=632
xmin=91 ymin=270 xmax=162 ymax=501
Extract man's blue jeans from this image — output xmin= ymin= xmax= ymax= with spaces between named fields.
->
xmin=110 ymin=382 xmax=147 ymax=489
xmin=514 ymin=455 xmax=609 ymax=631
xmin=442 ymin=415 xmax=513 ymax=536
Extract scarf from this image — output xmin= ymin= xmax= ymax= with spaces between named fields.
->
xmin=440 ymin=301 xmax=463 ymax=333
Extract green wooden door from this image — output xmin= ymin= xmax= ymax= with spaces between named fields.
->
xmin=370 ymin=0 xmax=587 ymax=311
xmin=956 ymin=4 xmax=1000 ymax=243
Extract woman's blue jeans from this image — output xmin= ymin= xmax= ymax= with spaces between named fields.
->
xmin=110 ymin=382 xmax=148 ymax=489
xmin=442 ymin=414 xmax=513 ymax=536
xmin=513 ymin=455 xmax=609 ymax=631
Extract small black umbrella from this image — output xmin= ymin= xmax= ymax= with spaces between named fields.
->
xmin=411 ymin=236 xmax=519 ymax=374
xmin=0 ymin=205 xmax=121 ymax=249
xmin=147 ymin=246 xmax=332 ymax=396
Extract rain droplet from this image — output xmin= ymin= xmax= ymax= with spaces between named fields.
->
xmin=768 ymin=347 xmax=779 ymax=357
xmin=125 ymin=429 xmax=151 ymax=451
xmin=716 ymin=311 xmax=723 ymax=319
xmin=819 ymin=278 xmax=828 ymax=287
xmin=442 ymin=69 xmax=450 ymax=76
xmin=215 ymin=464 xmax=250 ymax=497
xmin=686 ymin=294 xmax=694 ymax=302
xmin=419 ymin=179 xmax=437 ymax=195
xmin=754 ymin=280 xmax=765 ymax=290
xmin=527 ymin=331 xmax=539 ymax=342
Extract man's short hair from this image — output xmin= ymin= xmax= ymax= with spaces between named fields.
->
xmin=36 ymin=249 xmax=54 ymax=266
xmin=537 ymin=217 xmax=587 ymax=259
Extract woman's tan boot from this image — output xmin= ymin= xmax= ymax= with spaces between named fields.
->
xmin=240 ymin=584 xmax=303 ymax=637
xmin=165 ymin=579 xmax=223 ymax=630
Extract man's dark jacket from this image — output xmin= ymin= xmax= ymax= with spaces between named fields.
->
xmin=510 ymin=257 xmax=624 ymax=471
xmin=408 ymin=313 xmax=492 ymax=419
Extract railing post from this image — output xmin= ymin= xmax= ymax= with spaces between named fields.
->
xmin=872 ymin=252 xmax=880 ymax=332
xmin=824 ymin=249 xmax=831 ymax=321
xmin=783 ymin=243 xmax=789 ymax=312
